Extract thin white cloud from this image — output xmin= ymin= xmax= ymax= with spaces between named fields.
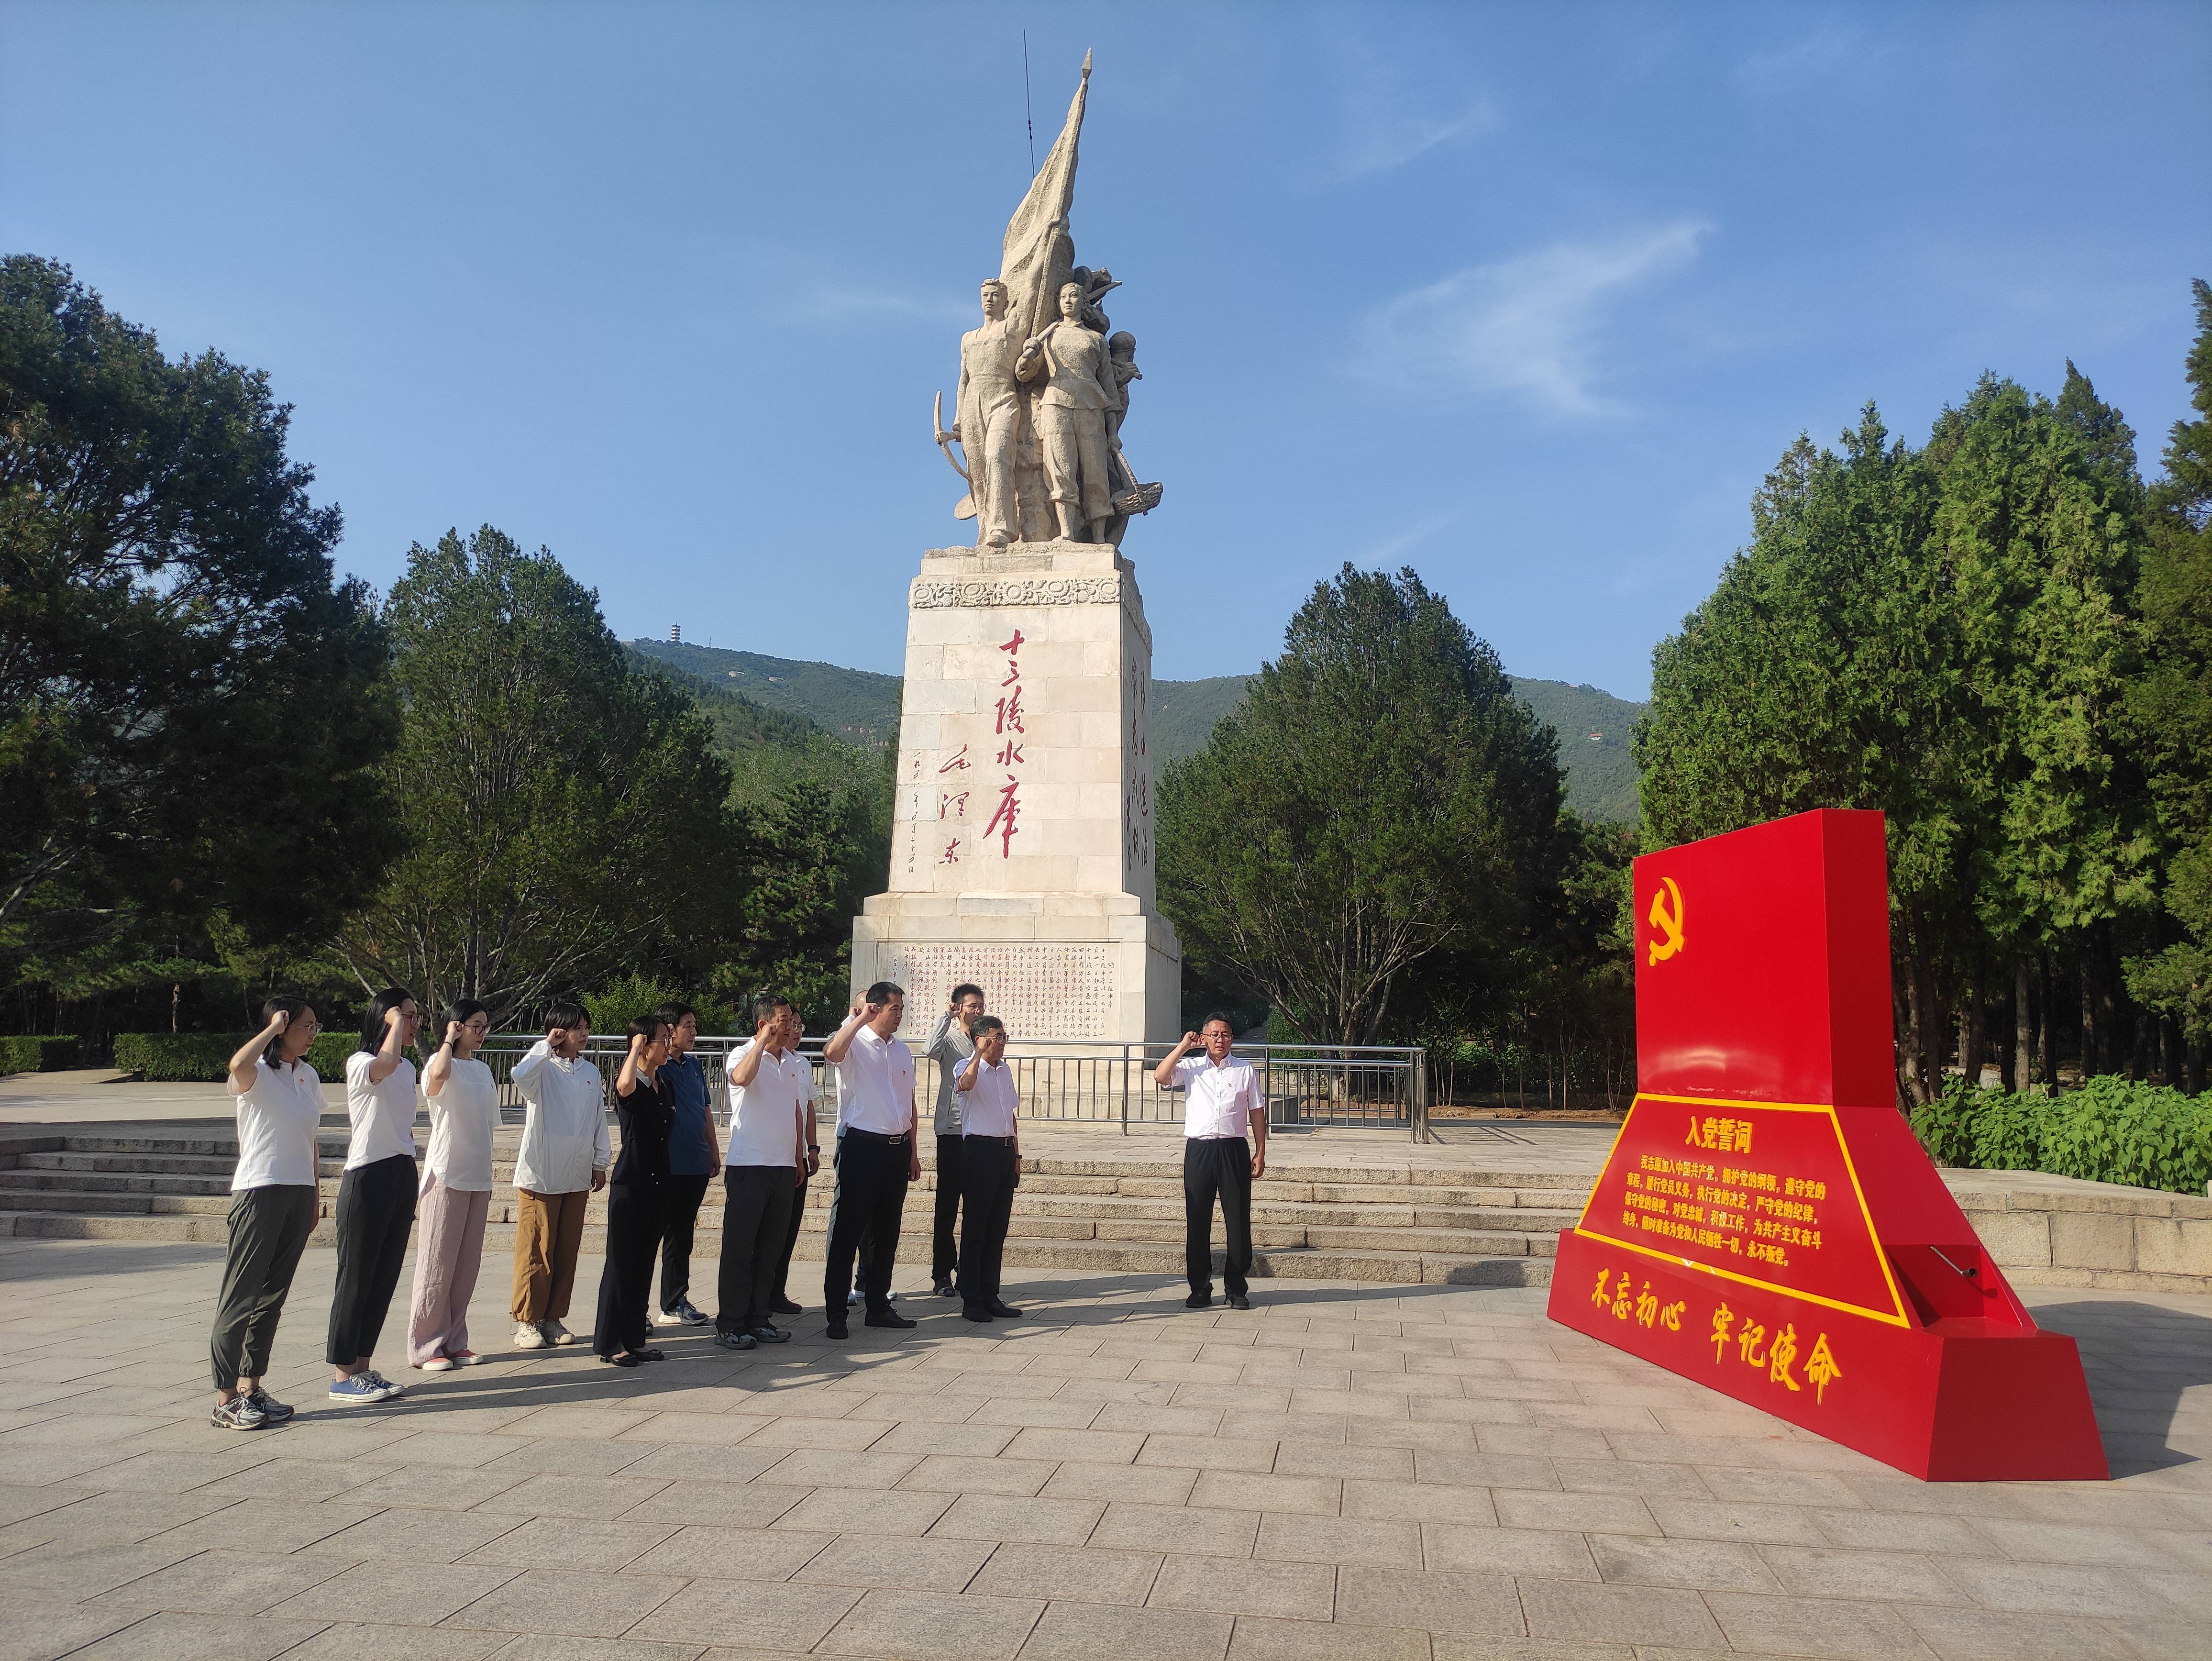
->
xmin=792 ymin=284 xmax=971 ymax=326
xmin=1355 ymin=223 xmax=1710 ymax=416
xmin=1357 ymin=512 xmax=1458 ymax=565
xmin=1330 ymin=95 xmax=1498 ymax=181
xmin=1736 ymin=25 xmax=1883 ymax=96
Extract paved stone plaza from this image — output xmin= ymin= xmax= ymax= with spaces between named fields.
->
xmin=0 ymin=1235 xmax=2207 ymax=1661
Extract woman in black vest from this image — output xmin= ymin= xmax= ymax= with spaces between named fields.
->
xmin=594 ymin=1015 xmax=674 ymax=1366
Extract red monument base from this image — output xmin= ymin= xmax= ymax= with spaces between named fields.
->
xmin=1546 ymin=810 xmax=2106 ymax=1482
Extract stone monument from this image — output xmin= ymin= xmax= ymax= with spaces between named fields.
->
xmin=850 ymin=54 xmax=1182 ymax=1045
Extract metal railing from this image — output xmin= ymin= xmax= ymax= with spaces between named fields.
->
xmin=475 ymin=1035 xmax=1430 ymax=1141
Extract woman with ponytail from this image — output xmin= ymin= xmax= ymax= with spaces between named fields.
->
xmin=327 ymin=987 xmax=420 ymax=1403
xmin=408 ymin=999 xmax=498 ymax=1370
xmin=209 ymin=998 xmax=323 ymax=1429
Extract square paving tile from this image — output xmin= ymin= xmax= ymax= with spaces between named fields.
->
xmin=93 ymin=1546 xmax=351 ymax=1614
xmin=63 ymin=1610 xmax=332 ymax=1661
xmin=1146 ymin=1553 xmax=1335 ymax=1620
xmin=814 ymin=1585 xmax=1043 ymax=1659
xmin=442 ymin=1565 xmax=689 ymax=1638
xmin=1224 ymin=1615 xmax=1429 ymax=1661
xmin=967 ymin=1540 xmax=1162 ymax=1606
xmin=265 ymin=1557 xmax=521 ymax=1625
xmin=298 ymin=1507 xmax=526 ymax=1563
xmin=1090 ymin=1503 xmax=1260 ymax=1557
xmin=462 ymin=1516 xmax=679 ymax=1571
xmin=1333 ymin=1565 xmax=1525 ymax=1636
xmin=1019 ymin=1599 xmax=1232 ymax=1661
xmin=624 ymin=1523 xmax=835 ymax=1583
xmin=629 ymin=1579 xmax=863 ymax=1650
xmin=795 ymin=1532 xmax=995 ymax=1592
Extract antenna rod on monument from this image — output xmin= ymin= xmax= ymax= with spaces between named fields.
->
xmin=1022 ymin=32 xmax=1035 ymax=176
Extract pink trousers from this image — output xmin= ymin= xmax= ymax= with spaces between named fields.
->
xmin=407 ymin=1174 xmax=491 ymax=1365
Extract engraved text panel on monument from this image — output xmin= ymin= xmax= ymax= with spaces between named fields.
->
xmin=880 ymin=942 xmax=1116 ymax=1042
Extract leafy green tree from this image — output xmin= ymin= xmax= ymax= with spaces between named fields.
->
xmin=1158 ymin=565 xmax=1565 ymax=1047
xmin=711 ymin=776 xmax=879 ymax=1032
xmin=2126 ymin=280 xmax=2212 ymax=1081
xmin=0 ymin=255 xmax=398 ymax=979
xmin=335 ymin=527 xmax=736 ymax=1025
xmin=1638 ymin=377 xmax=2151 ymax=1103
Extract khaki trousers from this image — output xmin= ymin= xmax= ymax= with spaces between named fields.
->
xmin=510 ymin=1186 xmax=589 ymax=1323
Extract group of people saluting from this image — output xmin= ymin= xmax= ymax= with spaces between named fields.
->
xmin=205 ymin=977 xmax=1063 ymax=1428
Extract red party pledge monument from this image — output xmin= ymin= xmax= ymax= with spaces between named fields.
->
xmin=1546 ymin=808 xmax=2107 ymax=1481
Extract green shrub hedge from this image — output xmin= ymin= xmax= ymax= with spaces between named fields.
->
xmin=1911 ymin=1074 xmax=2212 ymax=1195
xmin=0 ymin=1036 xmax=82 ymax=1075
xmin=114 ymin=1030 xmax=361 ymax=1083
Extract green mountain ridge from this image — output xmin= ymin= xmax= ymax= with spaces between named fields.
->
xmin=630 ymin=639 xmax=1645 ymax=822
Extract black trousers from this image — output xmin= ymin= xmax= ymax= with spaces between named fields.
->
xmin=957 ymin=1137 xmax=1018 ymax=1310
xmin=932 ymin=1133 xmax=964 ymax=1283
xmin=1183 ymin=1136 xmax=1253 ymax=1298
xmin=823 ymin=1130 xmax=910 ymax=1314
xmin=774 ymin=1173 xmax=807 ymax=1305
xmin=326 ymin=1153 xmax=417 ymax=1365
xmin=211 ymin=1184 xmax=318 ymax=1390
xmin=658 ymin=1172 xmax=712 ymax=1312
xmin=717 ymin=1165 xmax=796 ymax=1334
xmin=595 ymin=1179 xmax=666 ymax=1358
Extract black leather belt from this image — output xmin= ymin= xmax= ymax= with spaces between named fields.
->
xmin=844 ymin=1127 xmax=909 ymax=1145
xmin=964 ymin=1133 xmax=1017 ymax=1143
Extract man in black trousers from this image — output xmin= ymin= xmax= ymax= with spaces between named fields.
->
xmin=819 ymin=982 xmax=921 ymax=1339
xmin=924 ymin=983 xmax=985 ymax=1298
xmin=953 ymin=1015 xmax=1022 ymax=1322
xmin=1154 ymin=1015 xmax=1268 ymax=1310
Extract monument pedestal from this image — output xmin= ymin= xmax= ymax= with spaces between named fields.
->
xmin=851 ymin=540 xmax=1181 ymax=1044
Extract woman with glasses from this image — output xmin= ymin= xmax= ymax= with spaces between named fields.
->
xmin=594 ymin=1015 xmax=674 ymax=1367
xmin=328 ymin=987 xmax=421 ymax=1404
xmin=210 ymin=999 xmax=323 ymax=1429
xmin=408 ymin=999 xmax=498 ymax=1371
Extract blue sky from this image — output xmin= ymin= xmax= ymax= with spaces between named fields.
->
xmin=4 ymin=3 xmax=2207 ymax=698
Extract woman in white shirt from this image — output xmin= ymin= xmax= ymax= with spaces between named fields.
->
xmin=327 ymin=987 xmax=420 ymax=1405
xmin=407 ymin=998 xmax=498 ymax=1371
xmin=209 ymin=999 xmax=324 ymax=1431
xmin=508 ymin=1000 xmax=610 ymax=1349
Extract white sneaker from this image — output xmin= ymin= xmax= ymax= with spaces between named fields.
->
xmin=420 ymin=1355 xmax=454 ymax=1372
xmin=513 ymin=1321 xmax=548 ymax=1350
xmin=363 ymin=1370 xmax=404 ymax=1400
xmin=542 ymin=1319 xmax=575 ymax=1345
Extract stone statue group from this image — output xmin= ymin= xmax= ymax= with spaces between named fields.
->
xmin=932 ymin=55 xmax=1162 ymax=548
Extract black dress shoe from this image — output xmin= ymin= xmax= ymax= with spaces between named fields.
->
xmin=597 ymin=1351 xmax=638 ymax=1367
xmin=1227 ymin=1295 xmax=1251 ymax=1311
xmin=864 ymin=1308 xmax=918 ymax=1329
xmin=962 ymin=1306 xmax=994 ymax=1323
xmin=933 ymin=1279 xmax=957 ymax=1298
xmin=989 ymin=1300 xmax=1022 ymax=1319
xmin=634 ymin=1348 xmax=667 ymax=1362
xmin=825 ymin=1319 xmax=849 ymax=1340
xmin=770 ymin=1296 xmax=803 ymax=1315
xmin=1184 ymin=1292 xmax=1213 ymax=1309
xmin=748 ymin=1326 xmax=791 ymax=1344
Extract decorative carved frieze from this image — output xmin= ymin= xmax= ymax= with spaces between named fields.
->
xmin=910 ymin=576 xmax=1123 ymax=609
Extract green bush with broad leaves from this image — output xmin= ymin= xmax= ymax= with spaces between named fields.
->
xmin=0 ymin=1036 xmax=81 ymax=1074
xmin=1911 ymin=1074 xmax=2212 ymax=1195
xmin=115 ymin=1029 xmax=386 ymax=1084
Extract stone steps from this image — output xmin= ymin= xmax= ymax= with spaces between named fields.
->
xmin=0 ymin=1129 xmax=1573 ymax=1286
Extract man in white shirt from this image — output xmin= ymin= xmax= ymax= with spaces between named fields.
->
xmin=717 ymin=993 xmax=811 ymax=1351
xmin=954 ymin=1014 xmax=1022 ymax=1324
xmin=924 ymin=983 xmax=985 ymax=1298
xmin=509 ymin=1001 xmax=611 ymax=1348
xmin=820 ymin=980 xmax=921 ymax=1339
xmin=1154 ymin=1013 xmax=1268 ymax=1310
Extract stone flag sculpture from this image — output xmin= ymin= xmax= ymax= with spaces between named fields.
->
xmin=935 ymin=52 xmax=1161 ymax=549
xmin=1548 ymin=808 xmax=2108 ymax=1481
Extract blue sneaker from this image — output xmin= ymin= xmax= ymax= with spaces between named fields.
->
xmin=327 ymin=1373 xmax=389 ymax=1403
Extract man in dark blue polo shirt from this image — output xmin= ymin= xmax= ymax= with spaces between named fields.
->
xmin=653 ymin=1001 xmax=719 ymax=1326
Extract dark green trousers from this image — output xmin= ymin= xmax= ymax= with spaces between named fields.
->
xmin=210 ymin=1184 xmax=318 ymax=1390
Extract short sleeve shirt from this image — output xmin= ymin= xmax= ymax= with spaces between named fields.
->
xmin=663 ymin=1052 xmax=716 ymax=1176
xmin=1174 ymin=1053 xmax=1262 ymax=1140
xmin=960 ymin=1059 xmax=1019 ymax=1138
xmin=343 ymin=1050 xmax=419 ymax=1170
xmin=726 ymin=1040 xmax=812 ymax=1168
xmin=835 ymin=1026 xmax=915 ymax=1135
xmin=424 ymin=1056 xmax=498 ymax=1190
xmin=230 ymin=1057 xmax=323 ymax=1190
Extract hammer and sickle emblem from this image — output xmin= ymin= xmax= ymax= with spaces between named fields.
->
xmin=1647 ymin=876 xmax=1686 ymax=966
